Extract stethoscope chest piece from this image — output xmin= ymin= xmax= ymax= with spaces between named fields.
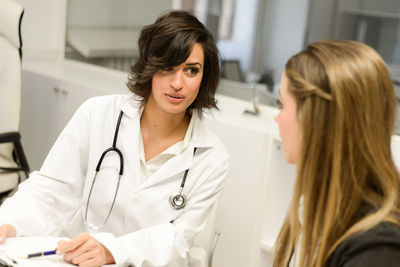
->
xmin=168 ymin=147 xmax=197 ymax=210
xmin=169 ymin=192 xmax=187 ymax=209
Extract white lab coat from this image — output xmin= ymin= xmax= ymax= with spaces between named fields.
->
xmin=0 ymin=94 xmax=229 ymax=267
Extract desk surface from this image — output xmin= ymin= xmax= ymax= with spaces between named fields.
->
xmin=0 ymin=237 xmax=120 ymax=266
xmin=67 ymin=28 xmax=140 ymax=58
xmin=0 ymin=237 xmax=70 ymax=266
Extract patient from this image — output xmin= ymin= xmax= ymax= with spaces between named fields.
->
xmin=273 ymin=40 xmax=400 ymax=266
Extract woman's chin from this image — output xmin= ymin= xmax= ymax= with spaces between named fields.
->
xmin=284 ymin=154 xmax=298 ymax=165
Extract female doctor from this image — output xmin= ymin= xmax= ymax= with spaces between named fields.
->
xmin=0 ymin=10 xmax=228 ymax=267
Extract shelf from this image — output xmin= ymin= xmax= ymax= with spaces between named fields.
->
xmin=22 ymin=60 xmax=128 ymax=94
xmin=340 ymin=8 xmax=400 ymax=19
xmin=67 ymin=28 xmax=141 ymax=58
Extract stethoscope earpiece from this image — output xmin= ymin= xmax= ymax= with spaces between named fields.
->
xmin=169 ymin=192 xmax=187 ymax=209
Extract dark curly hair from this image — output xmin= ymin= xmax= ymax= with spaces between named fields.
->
xmin=127 ymin=10 xmax=220 ymax=116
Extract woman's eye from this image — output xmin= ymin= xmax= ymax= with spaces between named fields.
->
xmin=276 ymin=99 xmax=283 ymax=109
xmin=186 ymin=67 xmax=200 ymax=75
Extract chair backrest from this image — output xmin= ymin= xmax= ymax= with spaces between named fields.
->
xmin=0 ymin=0 xmax=25 ymax=194
xmin=0 ymin=0 xmax=24 ymax=133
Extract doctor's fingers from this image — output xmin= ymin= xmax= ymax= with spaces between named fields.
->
xmin=63 ymin=236 xmax=106 ymax=264
xmin=0 ymin=224 xmax=16 ymax=244
xmin=57 ymin=232 xmax=92 ymax=253
xmin=57 ymin=240 xmax=69 ymax=250
xmin=70 ymin=249 xmax=105 ymax=267
xmin=78 ymin=257 xmax=104 ymax=267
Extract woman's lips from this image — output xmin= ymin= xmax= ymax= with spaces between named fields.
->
xmin=166 ymin=93 xmax=184 ymax=99
xmin=166 ymin=93 xmax=185 ymax=103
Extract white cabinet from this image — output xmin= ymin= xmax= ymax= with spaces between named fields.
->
xmin=20 ymin=60 xmax=127 ymax=171
xmin=21 ymin=71 xmax=65 ymax=171
xmin=204 ymin=96 xmax=296 ymax=267
xmin=258 ymin=137 xmax=296 ymax=267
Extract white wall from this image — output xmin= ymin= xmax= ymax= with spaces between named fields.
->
xmin=67 ymin=0 xmax=173 ymax=28
xmin=17 ymin=0 xmax=310 ymax=85
xmin=16 ymin=0 xmax=173 ymax=61
xmin=16 ymin=0 xmax=67 ymax=61
xmin=255 ymin=0 xmax=310 ymax=82
xmin=217 ymin=0 xmax=259 ymax=73
xmin=305 ymin=0 xmax=338 ymax=44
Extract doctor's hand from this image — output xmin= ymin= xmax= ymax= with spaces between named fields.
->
xmin=0 ymin=224 xmax=16 ymax=244
xmin=56 ymin=232 xmax=115 ymax=267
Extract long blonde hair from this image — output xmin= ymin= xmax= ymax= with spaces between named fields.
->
xmin=273 ymin=40 xmax=400 ymax=267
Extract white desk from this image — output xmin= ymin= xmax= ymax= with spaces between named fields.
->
xmin=0 ymin=236 xmax=121 ymax=266
xmin=67 ymin=28 xmax=140 ymax=58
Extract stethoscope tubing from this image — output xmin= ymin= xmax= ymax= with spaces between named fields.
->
xmin=84 ymin=110 xmax=195 ymax=230
xmin=95 ymin=147 xmax=124 ymax=175
xmin=84 ymin=111 xmax=124 ymax=230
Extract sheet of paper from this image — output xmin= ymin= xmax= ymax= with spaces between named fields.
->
xmin=0 ymin=236 xmax=72 ymax=266
xmin=0 ymin=236 xmax=121 ymax=266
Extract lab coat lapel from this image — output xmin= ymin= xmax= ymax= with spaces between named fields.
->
xmin=117 ymin=105 xmax=216 ymax=191
xmin=138 ymin=146 xmax=195 ymax=191
xmin=119 ymin=99 xmax=142 ymax=188
xmin=138 ymin=110 xmax=217 ymax=190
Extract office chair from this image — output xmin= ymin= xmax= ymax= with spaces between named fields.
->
xmin=0 ymin=0 xmax=29 ymax=196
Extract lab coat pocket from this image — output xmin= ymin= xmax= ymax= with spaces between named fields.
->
xmin=123 ymin=190 xmax=184 ymax=232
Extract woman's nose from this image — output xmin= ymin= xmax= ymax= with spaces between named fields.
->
xmin=170 ymin=71 xmax=184 ymax=90
xmin=274 ymin=113 xmax=279 ymax=123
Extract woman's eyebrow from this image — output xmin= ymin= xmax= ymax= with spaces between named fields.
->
xmin=186 ymin=62 xmax=202 ymax=68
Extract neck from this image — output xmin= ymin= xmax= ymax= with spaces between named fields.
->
xmin=140 ymin=100 xmax=190 ymax=140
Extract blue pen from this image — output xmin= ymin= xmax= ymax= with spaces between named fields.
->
xmin=23 ymin=250 xmax=57 ymax=259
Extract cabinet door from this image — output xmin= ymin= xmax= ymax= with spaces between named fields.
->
xmin=205 ymin=117 xmax=271 ymax=267
xmin=20 ymin=70 xmax=127 ymax=172
xmin=20 ymin=71 xmax=66 ymax=171
xmin=58 ymin=80 xmax=126 ymax=130
xmin=258 ymin=138 xmax=296 ymax=267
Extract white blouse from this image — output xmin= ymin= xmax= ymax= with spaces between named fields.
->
xmin=139 ymin=114 xmax=195 ymax=184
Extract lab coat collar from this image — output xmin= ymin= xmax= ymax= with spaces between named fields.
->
xmin=190 ymin=110 xmax=217 ymax=148
xmin=117 ymin=94 xmax=220 ymax=190
xmin=139 ymin=144 xmax=195 ymax=191
xmin=120 ymin=94 xmax=143 ymax=120
xmin=119 ymin=94 xmax=218 ymax=149
xmin=139 ymin=112 xmax=219 ymax=190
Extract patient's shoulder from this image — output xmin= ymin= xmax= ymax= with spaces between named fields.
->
xmin=326 ymin=222 xmax=400 ymax=267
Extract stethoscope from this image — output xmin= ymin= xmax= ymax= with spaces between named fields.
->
xmin=84 ymin=111 xmax=194 ymax=230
